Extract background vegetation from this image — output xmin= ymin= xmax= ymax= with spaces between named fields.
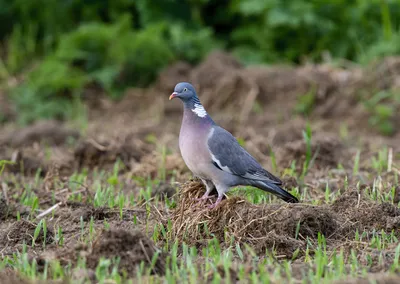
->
xmin=0 ymin=0 xmax=400 ymax=124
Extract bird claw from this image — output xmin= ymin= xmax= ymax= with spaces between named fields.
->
xmin=208 ymin=199 xmax=222 ymax=209
xmin=194 ymin=194 xmax=213 ymax=205
xmin=208 ymin=203 xmax=217 ymax=209
xmin=194 ymin=196 xmax=211 ymax=207
xmin=194 ymin=197 xmax=209 ymax=202
xmin=194 ymin=195 xmax=223 ymax=209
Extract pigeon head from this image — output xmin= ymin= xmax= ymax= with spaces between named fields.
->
xmin=169 ymin=82 xmax=197 ymax=102
xmin=170 ymin=82 xmax=212 ymax=120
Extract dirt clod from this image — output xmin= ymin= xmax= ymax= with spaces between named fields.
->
xmin=0 ymin=197 xmax=11 ymax=220
xmin=87 ymin=229 xmax=166 ymax=276
xmin=1 ymin=220 xmax=54 ymax=247
xmin=332 ymin=190 xmax=400 ymax=238
xmin=151 ymin=182 xmax=177 ymax=200
xmin=5 ymin=150 xmax=47 ymax=176
xmin=74 ymin=138 xmax=149 ymax=170
xmin=277 ymin=134 xmax=345 ymax=169
xmin=394 ymin=185 xmax=400 ymax=204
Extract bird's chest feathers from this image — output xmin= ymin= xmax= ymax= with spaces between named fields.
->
xmin=179 ymin=124 xmax=211 ymax=174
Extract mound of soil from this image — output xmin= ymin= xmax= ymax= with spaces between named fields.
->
xmin=2 ymin=149 xmax=48 ymax=176
xmin=298 ymin=65 xmax=362 ymax=119
xmin=169 ymin=181 xmax=338 ymax=257
xmin=130 ymin=152 xmax=187 ymax=180
xmin=367 ymin=56 xmax=400 ymax=90
xmin=153 ymin=51 xmax=366 ymax=130
xmin=156 ymin=62 xmax=193 ymax=115
xmin=188 ymin=51 xmax=261 ymax=125
xmin=332 ymin=190 xmax=400 ymax=236
xmin=271 ymin=120 xmax=306 ymax=146
xmin=244 ymin=66 xmax=306 ymax=103
xmin=41 ymin=229 xmax=166 ymax=279
xmin=156 ymin=61 xmax=192 ymax=93
xmin=169 ymin=181 xmax=400 ymax=257
xmin=86 ymin=229 xmax=166 ymax=276
xmin=1 ymin=220 xmax=54 ymax=248
xmin=394 ymin=186 xmax=400 ymax=204
xmin=276 ymin=133 xmax=346 ymax=169
xmin=74 ymin=136 xmax=151 ymax=170
xmin=1 ymin=120 xmax=79 ymax=147
xmin=151 ymin=181 xmax=177 ymax=200
xmin=190 ymin=51 xmax=243 ymax=93
xmin=62 ymin=203 xmax=149 ymax=223
xmin=0 ymin=197 xmax=11 ymax=220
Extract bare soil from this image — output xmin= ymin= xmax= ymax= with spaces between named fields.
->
xmin=0 ymin=52 xmax=400 ymax=282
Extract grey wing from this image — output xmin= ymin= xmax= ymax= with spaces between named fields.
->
xmin=207 ymin=126 xmax=282 ymax=185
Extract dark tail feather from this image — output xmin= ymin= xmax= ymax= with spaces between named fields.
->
xmin=253 ymin=181 xmax=299 ymax=203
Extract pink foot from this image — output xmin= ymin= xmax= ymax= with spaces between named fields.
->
xmin=194 ymin=195 xmax=213 ymax=206
xmin=194 ymin=195 xmax=213 ymax=202
xmin=208 ymin=197 xmax=223 ymax=209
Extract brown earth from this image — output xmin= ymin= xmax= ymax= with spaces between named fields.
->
xmin=0 ymin=51 xmax=399 ymax=282
xmin=169 ymin=181 xmax=400 ymax=258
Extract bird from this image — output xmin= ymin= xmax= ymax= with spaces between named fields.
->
xmin=169 ymin=82 xmax=298 ymax=208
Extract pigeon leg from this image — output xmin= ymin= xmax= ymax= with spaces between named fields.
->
xmin=208 ymin=184 xmax=227 ymax=209
xmin=208 ymin=194 xmax=224 ymax=209
xmin=195 ymin=179 xmax=215 ymax=204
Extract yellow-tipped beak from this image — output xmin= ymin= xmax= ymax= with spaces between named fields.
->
xmin=169 ymin=92 xmax=178 ymax=100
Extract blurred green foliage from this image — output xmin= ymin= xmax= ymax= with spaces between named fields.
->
xmin=231 ymin=0 xmax=400 ymax=64
xmin=0 ymin=0 xmax=399 ymax=123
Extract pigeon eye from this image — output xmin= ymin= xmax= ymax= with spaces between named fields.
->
xmin=183 ymin=88 xmax=188 ymax=92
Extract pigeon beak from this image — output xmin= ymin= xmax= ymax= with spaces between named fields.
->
xmin=169 ymin=92 xmax=178 ymax=100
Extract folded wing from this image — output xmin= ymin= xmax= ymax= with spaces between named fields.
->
xmin=207 ymin=126 xmax=282 ymax=185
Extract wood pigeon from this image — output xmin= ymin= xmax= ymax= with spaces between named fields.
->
xmin=170 ymin=82 xmax=299 ymax=208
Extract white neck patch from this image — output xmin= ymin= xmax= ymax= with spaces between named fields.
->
xmin=191 ymin=103 xmax=207 ymax=118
